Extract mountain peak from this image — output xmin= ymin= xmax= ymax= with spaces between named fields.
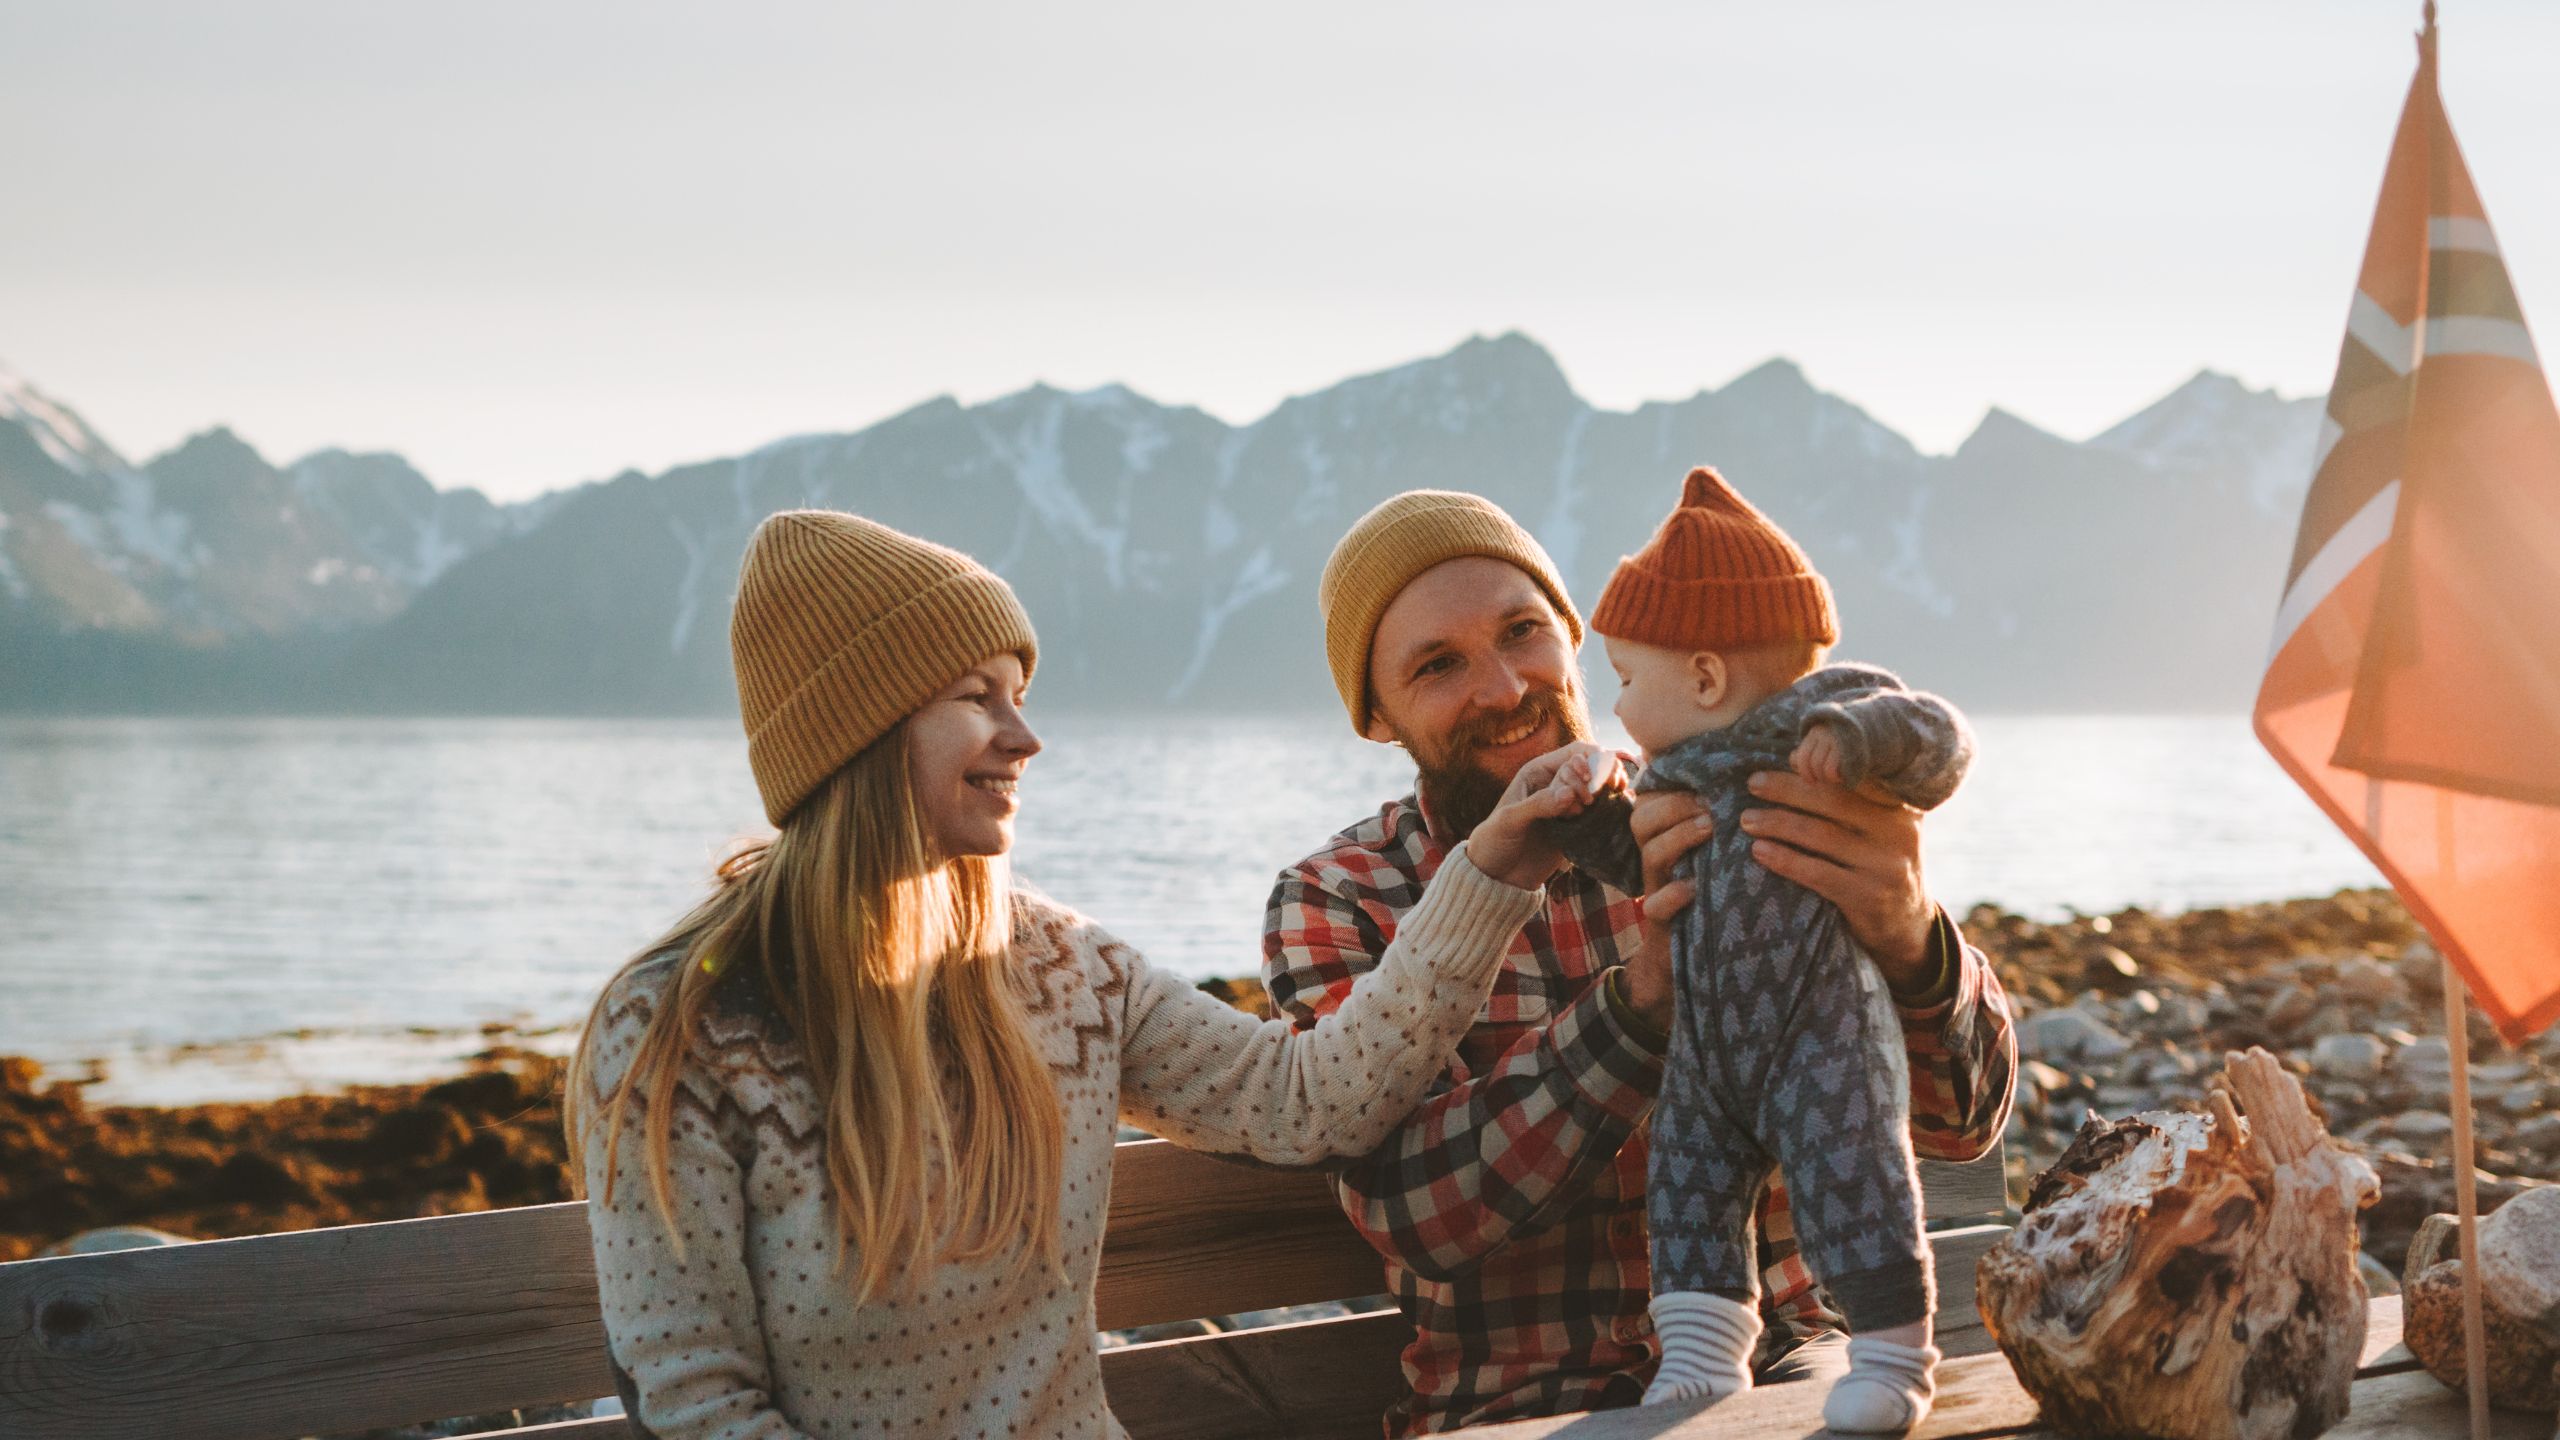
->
xmin=1955 ymin=405 xmax=2071 ymax=460
xmin=163 ymin=425 xmax=264 ymax=464
xmin=2092 ymin=369 xmax=2290 ymax=453
xmin=1724 ymin=357 xmax=1814 ymax=398
xmin=0 ymin=363 xmax=128 ymax=477
xmin=2091 ymin=368 xmax=2323 ymax=512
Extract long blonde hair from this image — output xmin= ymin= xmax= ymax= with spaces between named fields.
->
xmin=566 ymin=723 xmax=1065 ymax=1302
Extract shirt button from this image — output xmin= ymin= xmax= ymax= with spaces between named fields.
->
xmin=1612 ymin=1312 xmax=1653 ymax=1343
xmin=1608 ymin=1214 xmax=1644 ymax=1242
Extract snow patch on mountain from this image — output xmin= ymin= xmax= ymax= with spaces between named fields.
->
xmin=666 ymin=513 xmax=711 ymax=655
xmin=0 ymin=512 xmax=25 ymax=600
xmin=975 ymin=398 xmax=1132 ymax=590
xmin=1537 ymin=410 xmax=1594 ymax=595
xmin=1167 ymin=545 xmax=1290 ymax=703
xmin=1203 ymin=499 xmax=1240 ymax=556
xmin=104 ymin=465 xmax=196 ymax=576
xmin=2093 ymin=371 xmax=2323 ymax=516
xmin=0 ymin=365 xmax=122 ymax=476
xmin=1880 ymin=485 xmax=1954 ymax=617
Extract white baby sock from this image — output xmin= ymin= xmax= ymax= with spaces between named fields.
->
xmin=1643 ymin=1291 xmax=1760 ymax=1408
xmin=1821 ymin=1335 xmax=1941 ymax=1433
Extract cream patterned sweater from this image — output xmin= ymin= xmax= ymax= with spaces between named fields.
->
xmin=582 ymin=843 xmax=1541 ymax=1440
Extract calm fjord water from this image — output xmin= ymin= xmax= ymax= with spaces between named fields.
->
xmin=0 ymin=713 xmax=2377 ymax=1080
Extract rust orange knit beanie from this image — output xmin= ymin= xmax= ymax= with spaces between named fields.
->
xmin=1589 ymin=466 xmax=1837 ymax=651
xmin=731 ymin=510 xmax=1037 ymax=824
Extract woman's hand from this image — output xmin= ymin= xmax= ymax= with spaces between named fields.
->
xmin=1467 ymin=741 xmax=1624 ymax=891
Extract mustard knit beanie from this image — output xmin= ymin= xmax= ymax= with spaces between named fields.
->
xmin=731 ymin=510 xmax=1037 ymax=824
xmin=1319 ymin=490 xmax=1582 ymax=737
xmin=1589 ymin=466 xmax=1837 ymax=652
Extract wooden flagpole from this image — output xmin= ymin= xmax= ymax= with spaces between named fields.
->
xmin=2442 ymin=954 xmax=2490 ymax=1440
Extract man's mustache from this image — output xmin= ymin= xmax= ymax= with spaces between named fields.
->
xmin=1443 ymin=690 xmax=1565 ymax=758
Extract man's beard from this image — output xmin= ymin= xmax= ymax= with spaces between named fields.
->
xmin=1398 ymin=677 xmax=1593 ymax=842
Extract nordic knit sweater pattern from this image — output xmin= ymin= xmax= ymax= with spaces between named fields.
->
xmin=581 ymin=845 xmax=1541 ymax=1440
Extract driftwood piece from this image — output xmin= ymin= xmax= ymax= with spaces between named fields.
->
xmin=2403 ymin=1187 xmax=2560 ymax=1412
xmin=1976 ymin=1046 xmax=2380 ymax=1439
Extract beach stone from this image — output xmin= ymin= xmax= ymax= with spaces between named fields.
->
xmin=2314 ymin=1033 xmax=2390 ymax=1082
xmin=2149 ymin=992 xmax=2209 ymax=1036
xmin=2517 ymin=1114 xmax=2560 ymax=1157
xmin=2266 ymin=983 xmax=2319 ymax=1033
xmin=2360 ymin=1248 xmax=2401 ymax=1298
xmin=2079 ymin=944 xmax=2141 ymax=993
xmin=2336 ymin=957 xmax=2411 ymax=1008
xmin=2401 ymin=1035 xmax=2455 ymax=1073
xmin=2404 ymin=1259 xmax=2560 ymax=1411
xmin=2023 ymin=1060 xmax=2074 ymax=1095
xmin=2020 ymin=1009 xmax=2132 ymax=1064
xmin=40 ymin=1226 xmax=190 ymax=1258
xmin=2395 ymin=1111 xmax=2457 ymax=1146
xmin=2479 ymin=1187 xmax=2560 ymax=1342
xmin=2504 ymin=1082 xmax=2551 ymax=1117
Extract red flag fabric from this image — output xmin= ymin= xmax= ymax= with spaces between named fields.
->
xmin=2255 ymin=18 xmax=2560 ymax=1044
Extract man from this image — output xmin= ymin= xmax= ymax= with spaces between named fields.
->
xmin=1261 ymin=489 xmax=2017 ymax=1436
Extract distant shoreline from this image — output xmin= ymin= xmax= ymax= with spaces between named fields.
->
xmin=11 ymin=882 xmax=2418 ymax=1109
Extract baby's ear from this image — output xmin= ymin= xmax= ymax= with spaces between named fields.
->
xmin=1687 ymin=650 xmax=1730 ymax=710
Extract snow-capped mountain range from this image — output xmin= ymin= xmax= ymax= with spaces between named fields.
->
xmin=0 ymin=334 xmax=2323 ymax=714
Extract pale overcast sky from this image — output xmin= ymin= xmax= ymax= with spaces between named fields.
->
xmin=7 ymin=0 xmax=2558 ymax=500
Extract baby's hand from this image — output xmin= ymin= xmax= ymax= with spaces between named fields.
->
xmin=1547 ymin=742 xmax=1626 ymax=809
xmin=1790 ymin=723 xmax=1844 ymax=785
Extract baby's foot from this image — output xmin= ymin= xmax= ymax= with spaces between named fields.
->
xmin=1821 ymin=1336 xmax=1940 ymax=1433
xmin=1642 ymin=1291 xmax=1759 ymax=1407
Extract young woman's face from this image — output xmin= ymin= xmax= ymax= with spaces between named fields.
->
xmin=905 ymin=653 xmax=1041 ymax=859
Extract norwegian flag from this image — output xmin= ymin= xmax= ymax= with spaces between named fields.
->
xmin=2255 ymin=11 xmax=2560 ymax=1044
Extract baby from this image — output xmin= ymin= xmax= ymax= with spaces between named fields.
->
xmin=1551 ymin=466 xmax=1972 ymax=1434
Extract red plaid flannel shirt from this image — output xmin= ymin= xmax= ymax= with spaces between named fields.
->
xmin=1261 ymin=796 xmax=2017 ymax=1437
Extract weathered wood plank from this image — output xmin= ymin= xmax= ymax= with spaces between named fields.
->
xmin=1917 ymin=1148 xmax=2011 ymax=1225
xmin=1106 ymin=1309 xmax=1412 ymax=1440
xmin=1457 ymin=1296 xmax=2425 ymax=1440
xmin=1928 ymin=1223 xmax=2007 ymax=1359
xmin=1430 ymin=1347 xmax=2038 ymax=1439
xmin=2362 ymin=1292 xmax=2411 ymax=1371
xmin=0 ymin=1137 xmax=2008 ymax=1440
xmin=1098 ymin=1139 xmax=2007 ymax=1333
xmin=0 ymin=1202 xmax=612 ymax=1440
xmin=1101 ymin=1222 xmax=2014 ymax=1440
xmin=474 ymin=1419 xmax=630 ymax=1440
xmin=1098 ymin=1141 xmax=1388 ymax=1332
xmin=2291 ymin=1367 xmax=2554 ymax=1440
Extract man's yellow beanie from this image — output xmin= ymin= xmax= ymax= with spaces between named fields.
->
xmin=1318 ymin=490 xmax=1582 ymax=737
xmin=731 ymin=510 xmax=1037 ymax=824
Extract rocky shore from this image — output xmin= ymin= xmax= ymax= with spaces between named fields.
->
xmin=1970 ymin=888 xmax=2559 ymax=1282
xmin=6 ymin=888 xmax=2554 ymax=1281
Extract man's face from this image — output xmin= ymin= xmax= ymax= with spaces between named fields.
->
xmin=1364 ymin=556 xmax=1591 ymax=837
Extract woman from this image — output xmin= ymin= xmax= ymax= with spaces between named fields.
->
xmin=568 ymin=509 xmax=1608 ymax=1440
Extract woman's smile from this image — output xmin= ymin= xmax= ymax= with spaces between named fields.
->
xmin=966 ymin=771 xmax=1021 ymax=809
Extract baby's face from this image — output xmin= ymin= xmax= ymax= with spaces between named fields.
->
xmin=1605 ymin=636 xmax=1714 ymax=756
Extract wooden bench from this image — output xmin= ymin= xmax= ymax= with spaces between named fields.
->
xmin=0 ymin=1137 xmax=2008 ymax=1440
xmin=1455 ymin=1294 xmax=2496 ymax=1439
